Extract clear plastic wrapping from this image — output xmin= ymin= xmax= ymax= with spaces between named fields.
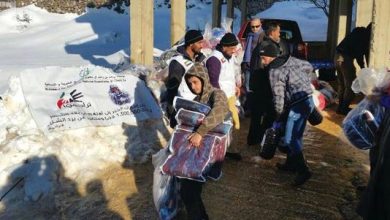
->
xmin=342 ymin=98 xmax=385 ymax=149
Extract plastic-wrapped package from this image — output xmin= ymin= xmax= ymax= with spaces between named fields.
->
xmin=351 ymin=67 xmax=389 ymax=96
xmin=161 ymin=97 xmax=232 ymax=181
xmin=152 ymin=148 xmax=181 ymax=220
xmin=319 ymin=81 xmax=337 ymax=103
xmin=312 ymin=89 xmax=326 ymax=110
xmin=158 ymin=48 xmax=180 ymax=71
xmin=342 ymin=98 xmax=385 ymax=149
xmin=311 ymin=76 xmax=337 ymax=109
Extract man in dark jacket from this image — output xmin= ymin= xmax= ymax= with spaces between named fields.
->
xmin=241 ymin=18 xmax=265 ymax=93
xmin=165 ymin=30 xmax=206 ymax=127
xmin=246 ymin=41 xmax=275 ymax=146
xmin=264 ymin=21 xmax=290 ymax=57
xmin=179 ymin=63 xmax=229 ymax=220
xmin=335 ymin=23 xmax=371 ymax=115
xmin=259 ymin=41 xmax=315 ymax=186
xmin=246 ymin=22 xmax=291 ymax=146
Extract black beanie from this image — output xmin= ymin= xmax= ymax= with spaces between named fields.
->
xmin=185 ymin=30 xmax=204 ymax=45
xmin=220 ymin=33 xmax=239 ymax=47
xmin=259 ymin=41 xmax=280 ymax=57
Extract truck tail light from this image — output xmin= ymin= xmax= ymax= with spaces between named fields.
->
xmin=297 ymin=43 xmax=308 ymax=60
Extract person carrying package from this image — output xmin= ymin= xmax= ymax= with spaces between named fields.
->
xmin=341 ymin=71 xmax=390 ymax=219
xmin=165 ymin=30 xmax=206 ymax=127
xmin=258 ymin=40 xmax=315 ymax=186
xmin=205 ymin=32 xmax=242 ymax=160
xmin=161 ymin=63 xmax=230 ymax=220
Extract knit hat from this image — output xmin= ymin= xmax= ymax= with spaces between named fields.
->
xmin=185 ymin=30 xmax=204 ymax=45
xmin=220 ymin=33 xmax=239 ymax=47
xmin=259 ymin=41 xmax=280 ymax=57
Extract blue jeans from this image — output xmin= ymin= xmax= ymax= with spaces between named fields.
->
xmin=244 ymin=69 xmax=251 ymax=92
xmin=284 ymin=97 xmax=315 ymax=155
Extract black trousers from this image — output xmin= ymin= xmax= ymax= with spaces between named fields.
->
xmin=247 ymin=93 xmax=276 ymax=145
xmin=179 ymin=179 xmax=208 ymax=220
xmin=334 ymin=52 xmax=357 ymax=112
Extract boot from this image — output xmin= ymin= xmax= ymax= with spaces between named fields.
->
xmin=225 ymin=152 xmax=242 ymax=161
xmin=292 ymin=152 xmax=312 ymax=186
xmin=276 ymin=154 xmax=296 ymax=172
xmin=277 ymin=145 xmax=290 ymax=154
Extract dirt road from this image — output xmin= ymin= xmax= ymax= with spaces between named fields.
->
xmin=1 ymin=109 xmax=370 ymax=220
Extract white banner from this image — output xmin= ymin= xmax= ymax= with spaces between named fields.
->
xmin=20 ymin=66 xmax=162 ymax=132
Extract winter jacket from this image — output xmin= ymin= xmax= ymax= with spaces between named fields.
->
xmin=242 ymin=31 xmax=265 ymax=73
xmin=262 ymin=36 xmax=291 ymax=57
xmin=336 ymin=26 xmax=370 ymax=68
xmin=242 ymin=31 xmax=265 ymax=63
xmin=165 ymin=45 xmax=206 ymax=107
xmin=268 ymin=56 xmax=313 ymax=117
xmin=185 ymin=64 xmax=229 ymax=136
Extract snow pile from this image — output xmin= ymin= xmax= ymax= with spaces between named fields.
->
xmin=0 ymin=74 xmax=170 ymax=202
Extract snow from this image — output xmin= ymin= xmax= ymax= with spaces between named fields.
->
xmin=0 ymin=0 xmax=327 ymax=210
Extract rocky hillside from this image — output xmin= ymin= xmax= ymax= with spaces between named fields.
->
xmin=15 ymin=0 xmax=129 ymax=14
xmin=6 ymin=0 xmax=281 ymax=15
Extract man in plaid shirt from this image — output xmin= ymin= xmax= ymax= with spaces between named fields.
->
xmin=259 ymin=40 xmax=315 ymax=186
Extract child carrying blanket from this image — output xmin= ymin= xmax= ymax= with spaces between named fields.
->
xmin=153 ymin=63 xmax=230 ymax=220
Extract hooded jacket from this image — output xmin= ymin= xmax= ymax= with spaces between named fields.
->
xmin=268 ymin=56 xmax=313 ymax=117
xmin=185 ymin=63 xmax=229 ymax=136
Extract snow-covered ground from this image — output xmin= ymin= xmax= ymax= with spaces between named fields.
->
xmin=0 ymin=0 xmax=327 ymax=211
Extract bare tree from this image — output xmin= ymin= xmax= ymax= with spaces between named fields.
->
xmin=308 ymin=0 xmax=329 ymax=17
xmin=309 ymin=0 xmax=357 ymax=17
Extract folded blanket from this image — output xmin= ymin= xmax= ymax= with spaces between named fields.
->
xmin=161 ymin=97 xmax=232 ymax=182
